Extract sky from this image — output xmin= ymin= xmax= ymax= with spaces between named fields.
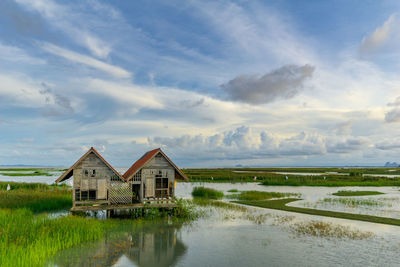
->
xmin=1 ymin=0 xmax=400 ymax=167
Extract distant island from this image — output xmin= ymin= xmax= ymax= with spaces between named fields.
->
xmin=384 ymin=162 xmax=399 ymax=167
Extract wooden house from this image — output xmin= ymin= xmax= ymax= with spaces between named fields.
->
xmin=56 ymin=147 xmax=188 ymax=212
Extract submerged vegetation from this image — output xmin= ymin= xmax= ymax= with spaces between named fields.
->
xmin=226 ymin=190 xmax=300 ymax=201
xmin=291 ymin=220 xmax=374 ymax=240
xmin=317 ymin=198 xmax=390 ymax=207
xmin=192 ymin=187 xmax=224 ymax=199
xmin=332 ymin=190 xmax=384 ymax=196
xmin=235 ymin=197 xmax=400 ymax=226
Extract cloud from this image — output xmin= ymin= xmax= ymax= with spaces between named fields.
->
xmin=148 ymin=126 xmax=367 ymax=162
xmin=39 ymin=82 xmax=74 ymax=117
xmin=15 ymin=0 xmax=112 ymax=58
xmin=0 ymin=42 xmax=45 ymax=64
xmin=221 ymin=64 xmax=315 ymax=104
xmin=385 ymin=96 xmax=400 ymax=123
xmin=334 ymin=120 xmax=354 ymax=135
xmin=41 ymin=43 xmax=131 ymax=78
xmin=360 ymin=14 xmax=396 ymax=57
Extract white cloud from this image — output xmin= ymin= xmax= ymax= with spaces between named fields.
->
xmin=360 ymin=14 xmax=397 ymax=57
xmin=15 ymin=0 xmax=112 ymax=58
xmin=41 ymin=43 xmax=131 ymax=78
xmin=0 ymin=42 xmax=44 ymax=64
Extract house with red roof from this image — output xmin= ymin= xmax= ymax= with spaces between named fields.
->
xmin=56 ymin=147 xmax=188 ymax=211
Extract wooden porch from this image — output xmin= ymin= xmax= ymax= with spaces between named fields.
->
xmin=71 ymin=202 xmax=177 ymax=212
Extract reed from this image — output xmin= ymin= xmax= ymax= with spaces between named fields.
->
xmin=332 ymin=190 xmax=384 ymax=196
xmin=226 ymin=190 xmax=300 ymax=201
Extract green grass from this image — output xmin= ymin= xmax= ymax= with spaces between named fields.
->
xmin=226 ymin=190 xmax=300 ymax=201
xmin=319 ymin=198 xmax=388 ymax=207
xmin=332 ymin=190 xmax=384 ymax=196
xmin=0 ymin=168 xmax=65 ymax=172
xmin=192 ymin=187 xmax=224 ymax=199
xmin=234 ymin=198 xmax=400 ymax=226
xmin=183 ymin=168 xmax=400 ymax=186
xmin=0 ymin=172 xmax=53 ymax=176
xmin=0 ymin=182 xmax=72 ymax=212
xmin=227 ymin=189 xmax=239 ymax=192
xmin=0 ymin=208 xmax=119 ymax=267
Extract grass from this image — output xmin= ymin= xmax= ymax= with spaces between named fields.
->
xmin=192 ymin=187 xmax=224 ymax=199
xmin=227 ymin=189 xmax=239 ymax=192
xmin=234 ymin=198 xmax=400 ymax=226
xmin=183 ymin=167 xmax=400 ymax=186
xmin=0 ymin=182 xmax=72 ymax=212
xmin=0 ymin=208 xmax=119 ymax=267
xmin=0 ymin=172 xmax=53 ymax=176
xmin=318 ymin=198 xmax=388 ymax=207
xmin=332 ymin=190 xmax=384 ymax=196
xmin=226 ymin=190 xmax=300 ymax=201
xmin=291 ymin=220 xmax=374 ymax=240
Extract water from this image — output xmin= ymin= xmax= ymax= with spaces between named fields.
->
xmin=4 ymin=169 xmax=400 ymax=266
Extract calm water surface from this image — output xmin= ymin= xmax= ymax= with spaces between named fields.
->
xmin=2 ymin=169 xmax=400 ymax=266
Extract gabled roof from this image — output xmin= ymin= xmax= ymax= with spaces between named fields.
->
xmin=123 ymin=148 xmax=189 ymax=181
xmin=55 ymin=147 xmax=123 ymax=183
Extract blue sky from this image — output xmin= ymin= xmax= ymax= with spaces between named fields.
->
xmin=1 ymin=0 xmax=400 ymax=167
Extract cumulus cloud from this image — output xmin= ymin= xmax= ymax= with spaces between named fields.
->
xmin=360 ymin=14 xmax=396 ymax=57
xmin=334 ymin=120 xmax=354 ymax=135
xmin=221 ymin=64 xmax=315 ymax=104
xmin=148 ymin=126 xmax=368 ymax=162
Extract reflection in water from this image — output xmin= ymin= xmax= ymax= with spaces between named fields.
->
xmin=51 ymin=221 xmax=187 ymax=267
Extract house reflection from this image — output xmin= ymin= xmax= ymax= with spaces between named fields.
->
xmin=52 ymin=222 xmax=187 ymax=267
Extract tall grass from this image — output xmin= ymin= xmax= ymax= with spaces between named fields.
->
xmin=332 ymin=190 xmax=384 ymax=196
xmin=192 ymin=187 xmax=224 ymax=199
xmin=226 ymin=190 xmax=300 ymax=201
xmin=0 ymin=190 xmax=72 ymax=212
xmin=0 ymin=209 xmax=118 ymax=267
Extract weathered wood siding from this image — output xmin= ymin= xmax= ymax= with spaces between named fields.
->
xmin=73 ymin=152 xmax=116 ymax=200
xmin=141 ymin=154 xmax=175 ymax=198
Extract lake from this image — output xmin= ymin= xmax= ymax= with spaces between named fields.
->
xmin=2 ymin=169 xmax=400 ymax=266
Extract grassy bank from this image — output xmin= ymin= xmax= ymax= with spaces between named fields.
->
xmin=235 ymin=198 xmax=400 ymax=226
xmin=332 ymin=190 xmax=384 ymax=196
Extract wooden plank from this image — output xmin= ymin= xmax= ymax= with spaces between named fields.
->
xmin=71 ymin=202 xmax=177 ymax=211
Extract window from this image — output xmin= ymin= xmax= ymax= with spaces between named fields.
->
xmin=155 ymin=177 xmax=169 ymax=197
xmin=81 ymin=191 xmax=88 ymax=200
xmin=89 ymin=190 xmax=96 ymax=200
xmin=111 ymin=175 xmax=120 ymax=181
xmin=75 ymin=189 xmax=80 ymax=201
xmin=84 ymin=170 xmax=89 ymax=176
xmin=91 ymin=169 xmax=96 ymax=177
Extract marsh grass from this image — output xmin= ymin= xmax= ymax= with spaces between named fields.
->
xmin=0 ymin=181 xmax=66 ymax=191
xmin=0 ymin=172 xmax=52 ymax=176
xmin=192 ymin=187 xmax=224 ymax=199
xmin=226 ymin=190 xmax=300 ymax=201
xmin=332 ymin=190 xmax=384 ymax=196
xmin=0 ymin=209 xmax=119 ymax=267
xmin=319 ymin=197 xmax=390 ymax=208
xmin=184 ymin=167 xmax=400 ymax=185
xmin=291 ymin=220 xmax=374 ymax=240
xmin=227 ymin=189 xmax=239 ymax=192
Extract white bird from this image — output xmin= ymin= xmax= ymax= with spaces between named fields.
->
xmin=285 ymin=176 xmax=288 ymax=180
xmin=6 ymin=184 xmax=10 ymax=191
xmin=323 ymin=176 xmax=326 ymax=180
xmin=254 ymin=176 xmax=257 ymax=181
xmin=211 ymin=177 xmax=214 ymax=180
